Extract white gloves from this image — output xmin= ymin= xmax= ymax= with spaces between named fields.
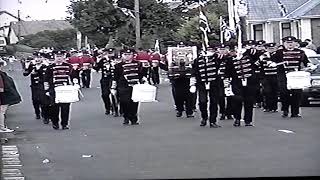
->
xmin=189 ymin=86 xmax=196 ymax=93
xmin=44 ymin=82 xmax=49 ymax=90
xmin=142 ymin=77 xmax=148 ymax=84
xmin=111 ymin=89 xmax=117 ymax=96
xmin=223 ymin=79 xmax=231 ymax=87
xmin=307 ymin=63 xmax=317 ymax=71
xmin=269 ymin=62 xmax=277 ymax=67
xmin=45 ymin=92 xmax=50 ymax=96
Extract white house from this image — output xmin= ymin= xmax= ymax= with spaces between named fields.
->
xmin=247 ymin=0 xmax=320 ymax=47
xmin=0 ymin=11 xmax=19 ymax=38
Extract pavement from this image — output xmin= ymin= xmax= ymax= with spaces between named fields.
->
xmin=1 ymin=62 xmax=320 ymax=180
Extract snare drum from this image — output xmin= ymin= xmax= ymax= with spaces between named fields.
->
xmin=54 ymin=85 xmax=80 ymax=103
xmin=131 ymin=84 xmax=157 ymax=102
xmin=286 ymin=71 xmax=311 ymax=90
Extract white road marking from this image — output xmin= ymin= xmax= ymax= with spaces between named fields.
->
xmin=278 ymin=129 xmax=295 ymax=134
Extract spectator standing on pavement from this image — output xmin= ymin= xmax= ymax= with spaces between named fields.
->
xmin=304 ymin=39 xmax=317 ymax=52
xmin=0 ymin=59 xmax=22 ymax=133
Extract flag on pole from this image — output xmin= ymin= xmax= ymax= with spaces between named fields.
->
xmin=198 ymin=1 xmax=211 ymax=51
xmin=154 ymin=40 xmax=160 ymax=53
xmin=120 ymin=8 xmax=135 ymax=19
xmin=220 ymin=17 xmax=235 ymax=42
xmin=277 ymin=0 xmax=287 ymax=17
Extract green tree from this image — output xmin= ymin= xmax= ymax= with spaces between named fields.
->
xmin=67 ymin=0 xmax=127 ymax=47
xmin=116 ymin=0 xmax=183 ymax=49
xmin=19 ymin=29 xmax=77 ymax=50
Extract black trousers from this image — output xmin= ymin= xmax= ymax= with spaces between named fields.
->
xmin=81 ymin=69 xmax=91 ymax=88
xmin=33 ymin=99 xmax=50 ymax=120
xmin=219 ymin=96 xmax=233 ymax=116
xmin=171 ymin=81 xmax=177 ymax=109
xmin=263 ymin=76 xmax=279 ymax=111
xmin=118 ymin=86 xmax=138 ymax=123
xmin=232 ymin=78 xmax=258 ymax=124
xmin=151 ymin=67 xmax=160 ymax=84
xmin=197 ymin=82 xmax=220 ymax=123
xmin=255 ymin=83 xmax=263 ymax=104
xmin=172 ymin=78 xmax=193 ymax=115
xmin=32 ymin=99 xmax=42 ymax=117
xmin=51 ymin=103 xmax=71 ymax=127
xmin=279 ymin=75 xmax=302 ymax=115
xmin=100 ymin=79 xmax=111 ymax=113
xmin=70 ymin=69 xmax=81 ymax=85
xmin=191 ymin=92 xmax=197 ymax=110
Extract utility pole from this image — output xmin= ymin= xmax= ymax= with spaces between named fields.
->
xmin=239 ymin=16 xmax=247 ymax=41
xmin=18 ymin=10 xmax=21 ymax=41
xmin=134 ymin=0 xmax=141 ymax=49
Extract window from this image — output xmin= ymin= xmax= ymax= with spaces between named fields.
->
xmin=253 ymin=24 xmax=263 ymax=40
xmin=282 ymin=23 xmax=291 ymax=37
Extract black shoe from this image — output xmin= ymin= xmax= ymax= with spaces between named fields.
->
xmin=186 ymin=113 xmax=194 ymax=118
xmin=105 ymin=111 xmax=110 ymax=115
xmin=123 ymin=118 xmax=130 ymax=125
xmin=233 ymin=119 xmax=241 ymax=127
xmin=131 ymin=122 xmax=139 ymax=125
xmin=176 ymin=111 xmax=182 ymax=117
xmin=200 ymin=120 xmax=207 ymax=127
xmin=220 ymin=114 xmax=226 ymax=120
xmin=245 ymin=123 xmax=254 ymax=127
xmin=226 ymin=115 xmax=234 ymax=120
xmin=282 ymin=111 xmax=289 ymax=118
xmin=210 ymin=123 xmax=221 ymax=128
xmin=114 ymin=112 xmax=119 ymax=117
xmin=43 ymin=118 xmax=50 ymax=124
xmin=291 ymin=114 xmax=302 ymax=118
xmin=36 ymin=115 xmax=41 ymax=119
xmin=62 ymin=126 xmax=70 ymax=130
xmin=52 ymin=125 xmax=59 ymax=130
xmin=263 ymin=109 xmax=270 ymax=112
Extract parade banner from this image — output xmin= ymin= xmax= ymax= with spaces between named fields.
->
xmin=167 ymin=46 xmax=197 ymax=76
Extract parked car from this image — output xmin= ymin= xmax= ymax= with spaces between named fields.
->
xmin=301 ymin=55 xmax=320 ymax=106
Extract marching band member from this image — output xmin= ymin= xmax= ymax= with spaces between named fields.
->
xmin=260 ymin=43 xmax=279 ymax=112
xmin=80 ymin=50 xmax=95 ymax=88
xmin=111 ymin=49 xmax=145 ymax=125
xmin=169 ymin=43 xmax=194 ymax=118
xmin=230 ymin=45 xmax=261 ymax=127
xmin=273 ymin=36 xmax=314 ymax=118
xmin=215 ymin=44 xmax=235 ymax=120
xmin=93 ymin=48 xmax=119 ymax=116
xmin=135 ymin=48 xmax=152 ymax=84
xmin=67 ymin=50 xmax=82 ymax=85
xmin=243 ymin=40 xmax=265 ymax=108
xmin=150 ymin=51 xmax=161 ymax=85
xmin=190 ymin=48 xmax=222 ymax=128
xmin=45 ymin=51 xmax=73 ymax=130
xmin=23 ymin=54 xmax=50 ymax=124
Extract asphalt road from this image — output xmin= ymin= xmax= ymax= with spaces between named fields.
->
xmin=2 ymin=62 xmax=320 ymax=179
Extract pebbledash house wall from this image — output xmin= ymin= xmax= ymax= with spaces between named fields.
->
xmin=311 ymin=18 xmax=320 ymax=47
xmin=247 ymin=18 xmax=320 ymax=47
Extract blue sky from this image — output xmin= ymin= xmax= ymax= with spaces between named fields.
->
xmin=0 ymin=0 xmax=71 ymax=20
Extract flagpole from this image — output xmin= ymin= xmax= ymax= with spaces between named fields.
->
xmin=220 ymin=16 xmax=224 ymax=44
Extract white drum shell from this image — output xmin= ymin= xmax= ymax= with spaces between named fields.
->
xmin=55 ymin=85 xmax=80 ymax=103
xmin=131 ymin=84 xmax=157 ymax=102
xmin=286 ymin=71 xmax=311 ymax=90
